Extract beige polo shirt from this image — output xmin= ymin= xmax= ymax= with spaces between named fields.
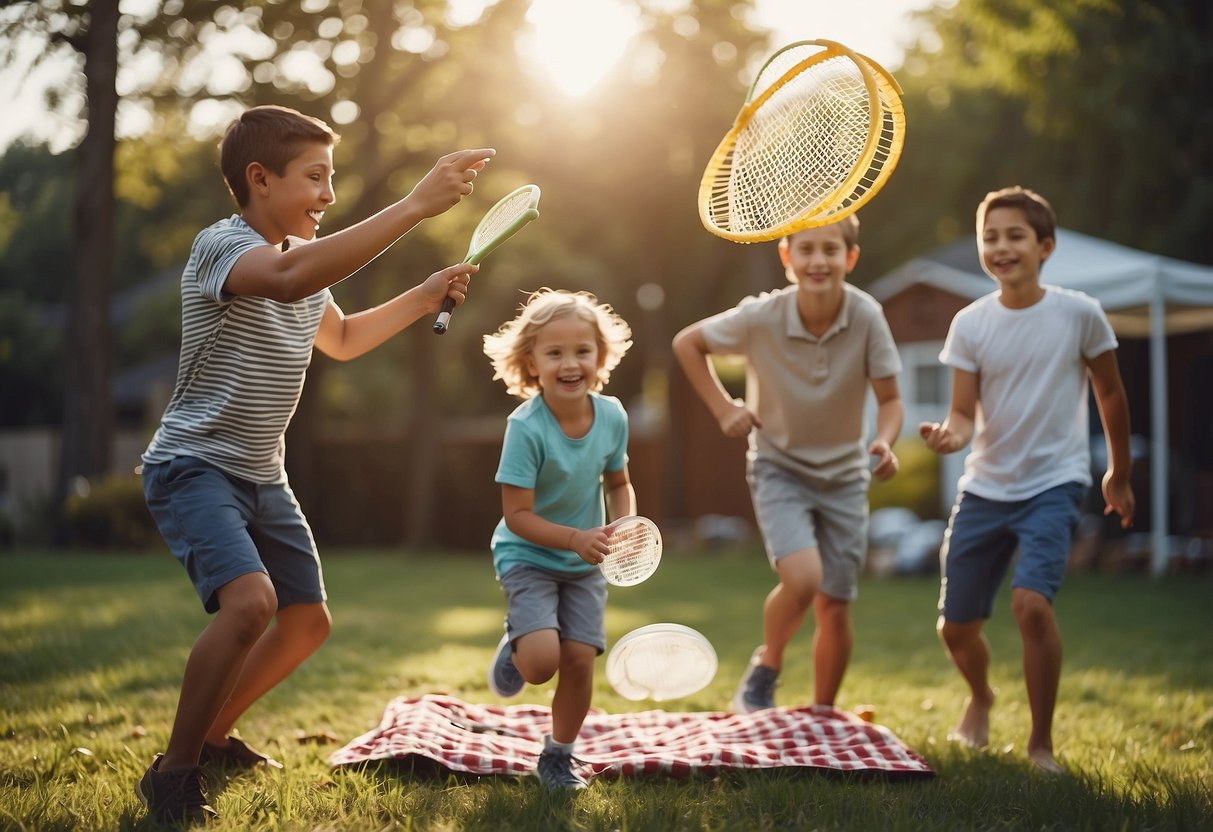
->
xmin=700 ymin=283 xmax=901 ymax=485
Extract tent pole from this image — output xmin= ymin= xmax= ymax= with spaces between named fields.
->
xmin=1149 ymin=281 xmax=1169 ymax=576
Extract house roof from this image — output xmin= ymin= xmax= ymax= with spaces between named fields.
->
xmin=869 ymin=229 xmax=1213 ymax=336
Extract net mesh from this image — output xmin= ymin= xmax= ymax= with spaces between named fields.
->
xmin=700 ymin=43 xmax=905 ymax=242
xmin=600 ymin=517 xmax=663 ymax=586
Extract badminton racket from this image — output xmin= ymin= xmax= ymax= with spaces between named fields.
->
xmin=699 ymin=39 xmax=905 ymax=243
xmin=598 ymin=515 xmax=663 ymax=587
xmin=605 ymin=623 xmax=718 ymax=701
xmin=433 ymin=184 xmax=541 ymax=334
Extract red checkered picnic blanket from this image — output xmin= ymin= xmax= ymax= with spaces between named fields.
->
xmin=330 ymin=694 xmax=934 ymax=779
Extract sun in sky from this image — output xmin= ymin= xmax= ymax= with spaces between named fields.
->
xmin=519 ymin=0 xmax=640 ymax=96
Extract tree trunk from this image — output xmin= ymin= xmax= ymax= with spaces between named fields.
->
xmin=57 ymin=0 xmax=119 ymax=535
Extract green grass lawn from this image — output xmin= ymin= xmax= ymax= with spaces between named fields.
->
xmin=1 ymin=548 xmax=1210 ymax=831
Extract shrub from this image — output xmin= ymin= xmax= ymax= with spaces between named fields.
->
xmin=869 ymin=437 xmax=943 ymax=520
xmin=64 ymin=473 xmax=159 ymax=549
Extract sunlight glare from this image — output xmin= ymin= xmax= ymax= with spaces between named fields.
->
xmin=521 ymin=0 xmax=639 ymax=96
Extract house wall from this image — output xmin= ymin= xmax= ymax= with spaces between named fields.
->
xmin=0 ymin=428 xmax=149 ymax=533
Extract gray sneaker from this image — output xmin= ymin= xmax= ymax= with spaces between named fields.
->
xmin=488 ymin=632 xmax=524 ymax=698
xmin=732 ymin=647 xmax=779 ymax=713
xmin=137 ymin=754 xmax=219 ymax=824
xmin=536 ymin=744 xmax=588 ymax=790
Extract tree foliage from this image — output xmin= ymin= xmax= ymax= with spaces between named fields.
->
xmin=2 ymin=0 xmax=1209 ymax=543
xmin=879 ymin=0 xmax=1213 ymax=265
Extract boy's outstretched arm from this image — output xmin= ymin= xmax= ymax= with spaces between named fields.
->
xmin=1086 ymin=350 xmax=1136 ymax=528
xmin=868 ymin=375 xmax=904 ymax=481
xmin=672 ymin=324 xmax=762 ymax=438
xmin=918 ymin=368 xmax=977 ymax=454
xmin=227 ymin=148 xmax=495 ymax=303
xmin=314 ymin=262 xmax=478 ymax=360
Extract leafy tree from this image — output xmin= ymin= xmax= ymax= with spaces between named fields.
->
xmin=877 ymin=0 xmax=1213 ymax=266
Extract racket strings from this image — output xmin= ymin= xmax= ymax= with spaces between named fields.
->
xmin=819 ymin=59 xmax=906 ymax=217
xmin=470 ymin=190 xmax=536 ymax=251
xmin=699 ymin=40 xmax=906 ymax=241
xmin=602 ymin=523 xmax=660 ymax=584
xmin=708 ymin=57 xmax=875 ymax=236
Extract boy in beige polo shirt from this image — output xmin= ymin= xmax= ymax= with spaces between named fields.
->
xmin=673 ymin=214 xmax=903 ymax=712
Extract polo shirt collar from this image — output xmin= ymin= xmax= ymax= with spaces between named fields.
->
xmin=784 ymin=285 xmax=851 ymax=342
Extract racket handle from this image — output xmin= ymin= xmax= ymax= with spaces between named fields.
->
xmin=432 ymin=297 xmax=455 ymax=335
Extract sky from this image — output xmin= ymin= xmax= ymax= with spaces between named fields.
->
xmin=0 ymin=0 xmax=936 ymax=153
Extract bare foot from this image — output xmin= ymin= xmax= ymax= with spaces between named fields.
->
xmin=947 ymin=690 xmax=995 ymax=748
xmin=1028 ymin=747 xmax=1064 ymax=775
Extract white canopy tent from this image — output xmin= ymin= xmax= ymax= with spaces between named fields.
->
xmin=869 ymin=229 xmax=1213 ymax=574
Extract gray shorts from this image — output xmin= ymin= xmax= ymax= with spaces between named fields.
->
xmin=498 ymin=565 xmax=608 ymax=653
xmin=747 ymin=457 xmax=868 ymax=601
xmin=142 ymin=456 xmax=326 ymax=614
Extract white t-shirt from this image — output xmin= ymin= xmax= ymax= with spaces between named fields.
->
xmin=940 ymin=285 xmax=1117 ymax=501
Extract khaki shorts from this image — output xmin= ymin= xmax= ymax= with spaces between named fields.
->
xmin=747 ymin=458 xmax=868 ymax=601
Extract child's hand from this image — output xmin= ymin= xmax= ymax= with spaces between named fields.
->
xmin=420 ymin=263 xmax=478 ymax=312
xmin=868 ymin=439 xmax=899 ymax=481
xmin=567 ymin=527 xmax=608 ymax=566
xmin=919 ymin=421 xmax=963 ymax=455
xmin=1102 ymin=470 xmax=1135 ymax=529
xmin=406 ymin=148 xmax=496 ymax=218
xmin=718 ymin=400 xmax=761 ymax=439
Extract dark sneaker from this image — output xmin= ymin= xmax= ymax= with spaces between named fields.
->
xmin=137 ymin=754 xmax=219 ymax=824
xmin=199 ymin=736 xmax=284 ymax=770
xmin=488 ymin=632 xmax=525 ymax=698
xmin=732 ymin=647 xmax=779 ymax=713
xmin=536 ymin=745 xmax=588 ymax=790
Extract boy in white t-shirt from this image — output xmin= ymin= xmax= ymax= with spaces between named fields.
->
xmin=919 ymin=186 xmax=1135 ymax=774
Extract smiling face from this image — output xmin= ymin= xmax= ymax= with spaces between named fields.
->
xmin=260 ymin=141 xmax=335 ymax=242
xmin=779 ymin=224 xmax=860 ymax=298
xmin=525 ymin=311 xmax=602 ymax=406
xmin=979 ymin=206 xmax=1055 ymax=291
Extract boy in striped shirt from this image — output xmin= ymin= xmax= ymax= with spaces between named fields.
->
xmin=137 ymin=104 xmax=493 ymax=824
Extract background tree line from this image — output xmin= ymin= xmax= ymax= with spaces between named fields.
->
xmin=0 ymin=0 xmax=1208 ymax=545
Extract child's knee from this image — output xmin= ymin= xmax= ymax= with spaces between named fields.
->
xmin=285 ymin=602 xmax=332 ymax=648
xmin=1010 ymin=589 xmax=1054 ymax=630
xmin=938 ymin=617 xmax=980 ymax=649
xmin=560 ymin=643 xmax=597 ymax=679
xmin=775 ymin=553 xmax=822 ymax=605
xmin=220 ymin=591 xmax=278 ymax=645
xmin=515 ymin=631 xmax=561 ymax=683
xmin=814 ymin=596 xmax=850 ymax=628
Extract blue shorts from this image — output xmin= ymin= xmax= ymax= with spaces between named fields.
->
xmin=747 ymin=458 xmax=868 ymax=601
xmin=938 ymin=481 xmax=1087 ymax=623
xmin=498 ymin=565 xmax=608 ymax=653
xmin=142 ymin=456 xmax=327 ymax=614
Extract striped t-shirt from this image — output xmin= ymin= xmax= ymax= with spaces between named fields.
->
xmin=142 ymin=216 xmax=332 ymax=484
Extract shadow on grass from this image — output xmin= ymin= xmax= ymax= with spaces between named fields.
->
xmin=335 ymin=750 xmax=1208 ymax=832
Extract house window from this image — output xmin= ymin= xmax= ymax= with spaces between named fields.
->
xmin=915 ymin=363 xmax=948 ymax=408
xmin=897 ymin=341 xmax=950 ymax=409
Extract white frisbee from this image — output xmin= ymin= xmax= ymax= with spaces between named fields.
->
xmin=605 ymin=623 xmax=718 ymax=701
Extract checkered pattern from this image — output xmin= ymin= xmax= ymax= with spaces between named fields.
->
xmin=331 ymin=694 xmax=933 ymax=780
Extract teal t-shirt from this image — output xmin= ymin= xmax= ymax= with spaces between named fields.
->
xmin=491 ymin=393 xmax=629 ymax=577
